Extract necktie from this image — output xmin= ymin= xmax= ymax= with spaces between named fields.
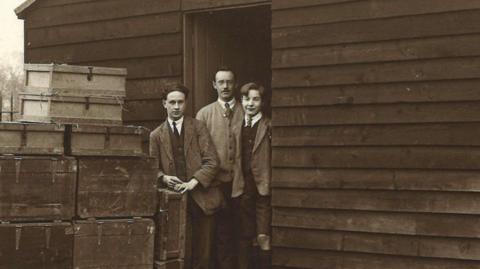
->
xmin=224 ymin=103 xmax=232 ymax=118
xmin=247 ymin=117 xmax=252 ymax=127
xmin=172 ymin=121 xmax=180 ymax=137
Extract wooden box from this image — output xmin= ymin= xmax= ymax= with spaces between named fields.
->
xmin=77 ymin=157 xmax=157 ymax=218
xmin=18 ymin=93 xmax=123 ymax=125
xmin=24 ymin=63 xmax=126 ymax=97
xmin=0 ymin=221 xmax=73 ymax=269
xmin=73 ymin=218 xmax=154 ymax=269
xmin=156 ymin=189 xmax=187 ymax=261
xmin=68 ymin=124 xmax=147 ymax=156
xmin=0 ymin=94 xmax=2 ymax=121
xmin=0 ymin=122 xmax=64 ymax=155
xmin=155 ymin=259 xmax=184 ymax=269
xmin=0 ymin=156 xmax=76 ymax=221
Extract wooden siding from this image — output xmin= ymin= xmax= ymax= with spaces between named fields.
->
xmin=24 ymin=0 xmax=183 ymax=128
xmin=23 ymin=0 xmax=269 ymax=128
xmin=271 ymin=1 xmax=480 ymax=268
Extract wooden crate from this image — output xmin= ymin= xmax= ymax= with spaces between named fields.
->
xmin=24 ymin=63 xmax=126 ymax=97
xmin=77 ymin=157 xmax=157 ymax=218
xmin=0 ymin=156 xmax=76 ymax=221
xmin=73 ymin=218 xmax=154 ymax=269
xmin=0 ymin=221 xmax=73 ymax=269
xmin=18 ymin=93 xmax=123 ymax=125
xmin=0 ymin=122 xmax=64 ymax=155
xmin=68 ymin=124 xmax=147 ymax=156
xmin=155 ymin=259 xmax=184 ymax=269
xmin=156 ymin=189 xmax=187 ymax=261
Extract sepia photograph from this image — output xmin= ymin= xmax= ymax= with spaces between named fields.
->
xmin=1 ymin=0 xmax=480 ymax=268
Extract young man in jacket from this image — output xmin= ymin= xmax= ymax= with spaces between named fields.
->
xmin=150 ymin=84 xmax=222 ymax=269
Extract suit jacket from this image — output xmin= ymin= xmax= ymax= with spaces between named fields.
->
xmin=196 ymin=101 xmax=245 ymax=198
xmin=149 ymin=116 xmax=223 ymax=215
xmin=247 ymin=117 xmax=272 ymax=196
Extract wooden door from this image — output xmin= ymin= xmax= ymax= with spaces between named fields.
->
xmin=184 ymin=5 xmax=271 ymax=114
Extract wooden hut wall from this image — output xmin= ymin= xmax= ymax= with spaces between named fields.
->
xmin=271 ymin=1 xmax=480 ymax=268
xmin=22 ymin=0 xmax=270 ymax=129
xmin=24 ymin=0 xmax=183 ymax=130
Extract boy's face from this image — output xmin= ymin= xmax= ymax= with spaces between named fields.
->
xmin=241 ymin=89 xmax=262 ymax=117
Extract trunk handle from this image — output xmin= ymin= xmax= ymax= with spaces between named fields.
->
xmin=20 ymin=124 xmax=27 ymax=147
xmin=15 ymin=226 xmax=22 ymax=250
xmin=104 ymin=127 xmax=111 ymax=150
xmin=97 ymin=222 xmax=103 ymax=246
xmin=14 ymin=158 xmax=21 ymax=184
xmin=45 ymin=226 xmax=51 ymax=249
xmin=50 ymin=158 xmax=58 ymax=184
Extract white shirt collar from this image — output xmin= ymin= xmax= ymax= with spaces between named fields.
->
xmin=167 ymin=116 xmax=184 ymax=134
xmin=217 ymin=98 xmax=236 ymax=109
xmin=245 ymin=112 xmax=262 ymax=127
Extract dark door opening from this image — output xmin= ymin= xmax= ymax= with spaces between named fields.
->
xmin=184 ymin=5 xmax=271 ymax=114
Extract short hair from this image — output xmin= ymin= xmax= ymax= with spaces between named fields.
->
xmin=162 ymin=84 xmax=189 ymax=100
xmin=240 ymin=82 xmax=266 ymax=98
xmin=212 ymin=66 xmax=236 ymax=82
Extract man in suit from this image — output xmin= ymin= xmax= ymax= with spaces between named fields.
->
xmin=196 ymin=67 xmax=244 ymax=269
xmin=150 ymin=84 xmax=222 ymax=269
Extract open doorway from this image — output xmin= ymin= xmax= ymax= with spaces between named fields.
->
xmin=184 ymin=4 xmax=271 ymax=114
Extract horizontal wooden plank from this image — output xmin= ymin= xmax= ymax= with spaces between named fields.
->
xmin=123 ymin=99 xmax=165 ymax=122
xmin=272 ymin=34 xmax=480 ymax=69
xmin=272 ymin=57 xmax=480 ymax=88
xmin=273 ymin=227 xmax=480 ymax=261
xmin=272 ymin=0 xmax=356 ymax=10
xmin=124 ymin=120 xmax=162 ymax=133
xmin=272 ymin=247 xmax=480 ymax=269
xmin=272 ymin=146 xmax=480 ymax=170
xmin=28 ymin=12 xmax=181 ymax=48
xmin=26 ymin=0 xmax=180 ymax=29
xmin=272 ymin=102 xmax=480 ymax=126
xmin=272 ymin=9 xmax=480 ymax=49
xmin=272 ymin=189 xmax=480 ymax=214
xmin=272 ymin=207 xmax=480 ymax=238
xmin=39 ymin=0 xmax=96 ymax=7
xmin=271 ymin=80 xmax=480 ymax=107
xmin=28 ymin=34 xmax=181 ymax=63
xmin=63 ymin=55 xmax=182 ymax=80
xmin=272 ymin=0 xmax=480 ymax=28
xmin=272 ymin=267 xmax=303 ymax=269
xmin=126 ymin=77 xmax=182 ymax=100
xmin=273 ymin=123 xmax=480 ymax=146
xmin=181 ymin=0 xmax=268 ymax=11
xmin=272 ymin=168 xmax=480 ymax=192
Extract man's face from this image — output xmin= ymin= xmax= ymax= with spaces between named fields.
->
xmin=213 ymin=71 xmax=235 ymax=102
xmin=163 ymin=91 xmax=186 ymax=121
xmin=241 ymin=89 xmax=262 ymax=117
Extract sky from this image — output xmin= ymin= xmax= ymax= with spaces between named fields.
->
xmin=0 ymin=0 xmax=25 ymax=71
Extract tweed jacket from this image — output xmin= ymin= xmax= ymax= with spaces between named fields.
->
xmin=196 ymin=101 xmax=245 ymax=198
xmin=149 ymin=116 xmax=223 ymax=215
xmin=245 ymin=116 xmax=272 ymax=196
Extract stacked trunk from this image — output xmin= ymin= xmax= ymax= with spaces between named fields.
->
xmin=19 ymin=64 xmax=126 ymax=125
xmin=0 ymin=123 xmax=76 ymax=268
xmin=0 ymin=64 xmax=162 ymax=268
xmin=155 ymin=189 xmax=187 ymax=269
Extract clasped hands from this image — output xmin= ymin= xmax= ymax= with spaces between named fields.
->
xmin=163 ymin=175 xmax=198 ymax=194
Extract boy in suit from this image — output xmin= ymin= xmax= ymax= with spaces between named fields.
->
xmin=237 ymin=82 xmax=271 ymax=269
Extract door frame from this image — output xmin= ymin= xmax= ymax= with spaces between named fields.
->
xmin=182 ymin=2 xmax=271 ymax=114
